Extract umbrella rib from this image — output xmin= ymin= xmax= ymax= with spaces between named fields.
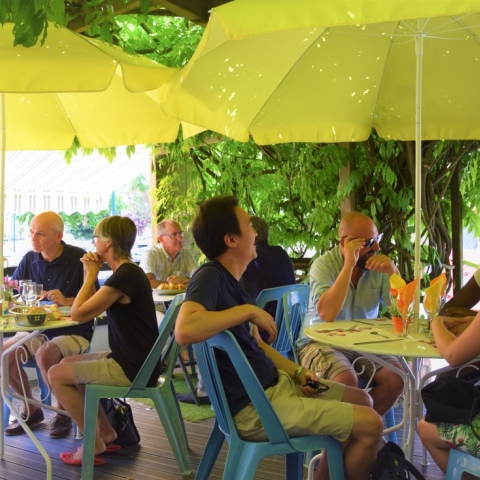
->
xmin=371 ymin=21 xmax=403 ymax=134
xmin=248 ymin=28 xmax=328 ymax=134
xmin=52 ymin=93 xmax=78 ymax=143
xmin=452 ymin=16 xmax=480 ymax=46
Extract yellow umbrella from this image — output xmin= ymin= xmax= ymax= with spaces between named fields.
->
xmin=161 ymin=0 xmax=480 ymax=329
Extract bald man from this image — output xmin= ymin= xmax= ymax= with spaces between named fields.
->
xmin=297 ymin=212 xmax=404 ymax=416
xmin=5 ymin=211 xmax=95 ymax=438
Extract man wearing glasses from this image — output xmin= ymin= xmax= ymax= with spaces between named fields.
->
xmin=140 ymin=219 xmax=198 ymax=289
xmin=297 ymin=211 xmax=404 ymax=416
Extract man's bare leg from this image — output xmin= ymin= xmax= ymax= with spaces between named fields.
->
xmin=35 ymin=343 xmax=65 ymax=409
xmin=315 ymin=385 xmax=381 ymax=480
xmin=369 ymin=362 xmax=404 ymax=416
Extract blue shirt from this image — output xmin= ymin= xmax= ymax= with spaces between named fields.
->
xmin=12 ymin=241 xmax=94 ymax=340
xmin=297 ymin=245 xmax=390 ymax=349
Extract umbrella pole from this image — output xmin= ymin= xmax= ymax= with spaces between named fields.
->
xmin=413 ymin=21 xmax=424 ymax=333
xmin=0 ymin=93 xmax=4 ymax=284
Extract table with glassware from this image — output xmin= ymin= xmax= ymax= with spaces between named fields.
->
xmin=0 ymin=313 xmax=79 ymax=479
xmin=304 ymin=318 xmax=445 ymax=461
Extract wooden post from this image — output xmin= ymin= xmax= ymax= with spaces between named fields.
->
xmin=451 ymin=163 xmax=463 ymax=293
xmin=338 ymin=143 xmax=356 ymax=217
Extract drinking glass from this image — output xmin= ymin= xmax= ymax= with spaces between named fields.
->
xmin=423 ymin=294 xmax=446 ymax=337
xmin=22 ymin=282 xmax=37 ymax=307
xmin=35 ymin=284 xmax=44 ymax=306
xmin=18 ymin=279 xmax=32 ymax=305
xmin=399 ymin=298 xmax=415 ymax=338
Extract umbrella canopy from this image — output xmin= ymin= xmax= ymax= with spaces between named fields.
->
xmin=160 ymin=0 xmax=480 ymax=144
xmin=160 ymin=0 xmax=480 ymax=331
xmin=0 ymin=23 xmax=188 ymax=305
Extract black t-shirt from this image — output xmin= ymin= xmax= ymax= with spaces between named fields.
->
xmin=12 ymin=242 xmax=94 ymax=341
xmin=185 ymin=260 xmax=278 ymax=416
xmin=105 ymin=263 xmax=161 ymax=386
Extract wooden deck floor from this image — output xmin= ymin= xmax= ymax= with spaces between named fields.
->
xmin=0 ymin=401 xmax=449 ymax=480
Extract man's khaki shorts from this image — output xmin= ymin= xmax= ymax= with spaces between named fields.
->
xmin=233 ymin=370 xmax=354 ymax=443
xmin=10 ymin=332 xmax=90 ymax=360
xmin=72 ymin=351 xmax=131 ymax=387
xmin=299 ymin=341 xmax=398 ymax=381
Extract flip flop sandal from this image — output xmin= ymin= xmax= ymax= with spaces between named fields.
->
xmin=104 ymin=443 xmax=122 ymax=453
xmin=60 ymin=451 xmax=105 ymax=466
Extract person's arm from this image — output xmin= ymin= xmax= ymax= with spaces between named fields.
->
xmin=317 ymin=237 xmax=364 ymax=321
xmin=43 ymin=290 xmax=76 ymax=306
xmin=71 ymin=252 xmax=125 ymax=322
xmin=146 ymin=273 xmax=163 ymax=288
xmin=255 ymin=339 xmax=324 ymax=396
xmin=432 ymin=313 xmax=480 ymax=366
xmin=365 ymin=254 xmax=400 ymax=276
xmin=443 ymin=274 xmax=480 ymax=316
xmin=174 ymin=300 xmax=277 ymax=346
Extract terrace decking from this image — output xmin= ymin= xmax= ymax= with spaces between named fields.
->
xmin=0 ymin=401 xmax=448 ymax=480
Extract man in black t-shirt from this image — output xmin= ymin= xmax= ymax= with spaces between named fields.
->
xmin=175 ymin=196 xmax=384 ymax=480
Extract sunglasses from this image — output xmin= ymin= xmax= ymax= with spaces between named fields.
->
xmin=341 ymin=232 xmax=383 ymax=248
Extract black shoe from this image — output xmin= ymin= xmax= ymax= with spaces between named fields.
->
xmin=49 ymin=414 xmax=72 ymax=438
xmin=177 ymin=393 xmax=211 ymax=405
xmin=5 ymin=408 xmax=44 ymax=436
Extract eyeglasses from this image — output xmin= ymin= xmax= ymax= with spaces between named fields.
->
xmin=161 ymin=231 xmax=184 ymax=239
xmin=341 ymin=233 xmax=383 ymax=248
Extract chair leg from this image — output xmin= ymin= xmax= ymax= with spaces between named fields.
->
xmin=195 ymin=420 xmax=225 ymax=480
xmin=384 ymin=407 xmax=398 ymax=444
xmin=150 ymin=390 xmax=191 ymax=475
xmin=81 ymin=394 xmax=101 ymax=480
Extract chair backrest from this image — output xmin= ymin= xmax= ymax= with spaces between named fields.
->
xmin=129 ymin=293 xmax=185 ymax=390
xmin=283 ymin=285 xmax=310 ymax=362
xmin=193 ymin=330 xmax=292 ymax=445
xmin=255 ymin=285 xmax=301 ymax=351
xmin=445 ymin=448 xmax=480 ymax=480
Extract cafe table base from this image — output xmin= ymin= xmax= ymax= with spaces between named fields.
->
xmin=0 ymin=317 xmax=79 ymax=479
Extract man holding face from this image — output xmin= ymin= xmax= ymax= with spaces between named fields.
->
xmin=297 ymin=211 xmax=404 ymax=416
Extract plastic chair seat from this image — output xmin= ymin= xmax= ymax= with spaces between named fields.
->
xmin=81 ymin=294 xmax=191 ymax=480
xmin=193 ymin=330 xmax=344 ymax=480
xmin=445 ymin=448 xmax=480 ymax=479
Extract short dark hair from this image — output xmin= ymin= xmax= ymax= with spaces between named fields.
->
xmin=94 ymin=216 xmax=136 ymax=260
xmin=192 ymin=196 xmax=241 ymax=260
xmin=251 ymin=216 xmax=268 ymax=243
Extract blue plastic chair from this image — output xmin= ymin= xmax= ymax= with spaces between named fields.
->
xmin=3 ymin=316 xmax=99 ymax=431
xmin=255 ymin=285 xmax=302 ymax=356
xmin=81 ymin=294 xmax=191 ymax=479
xmin=192 ymin=330 xmax=344 ymax=480
xmin=445 ymin=448 xmax=480 ymax=479
xmin=282 ymin=285 xmax=310 ymax=362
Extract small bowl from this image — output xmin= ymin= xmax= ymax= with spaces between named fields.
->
xmin=9 ymin=306 xmax=48 ymax=326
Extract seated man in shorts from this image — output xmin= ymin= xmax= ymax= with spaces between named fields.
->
xmin=297 ymin=211 xmax=404 ymax=416
xmin=48 ymin=216 xmax=162 ymax=465
xmin=175 ymin=196 xmax=383 ymax=480
xmin=4 ymin=211 xmax=95 ymax=438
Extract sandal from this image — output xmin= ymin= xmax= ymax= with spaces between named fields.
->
xmin=60 ymin=450 xmax=105 ymax=466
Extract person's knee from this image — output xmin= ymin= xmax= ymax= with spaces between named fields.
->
xmin=352 ymin=406 xmax=383 ymax=443
xmin=35 ymin=343 xmax=62 ymax=371
xmin=334 ymin=369 xmax=359 ymax=387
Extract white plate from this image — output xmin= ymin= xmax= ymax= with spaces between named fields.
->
xmin=153 ymin=288 xmax=186 ymax=295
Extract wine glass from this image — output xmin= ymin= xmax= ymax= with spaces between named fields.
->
xmin=399 ymin=297 xmax=415 ymax=338
xmin=423 ymin=294 xmax=446 ymax=337
xmin=35 ymin=284 xmax=44 ymax=306
xmin=22 ymin=282 xmax=37 ymax=307
xmin=18 ymin=279 xmax=32 ymax=305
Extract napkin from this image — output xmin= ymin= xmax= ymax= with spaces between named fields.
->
xmin=389 ymin=273 xmax=406 ymax=297
xmin=397 ymin=277 xmax=420 ymax=315
xmin=424 ymin=273 xmax=447 ymax=312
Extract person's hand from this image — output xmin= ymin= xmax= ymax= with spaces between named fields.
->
xmin=166 ymin=275 xmax=190 ymax=285
xmin=365 ymin=254 xmax=397 ymax=275
xmin=80 ymin=251 xmax=103 ymax=277
xmin=442 ymin=305 xmax=476 ymax=318
xmin=249 ymin=306 xmax=277 ymax=343
xmin=298 ymin=369 xmax=327 ymax=397
xmin=342 ymin=236 xmax=365 ymax=268
xmin=44 ymin=289 xmax=68 ymax=306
